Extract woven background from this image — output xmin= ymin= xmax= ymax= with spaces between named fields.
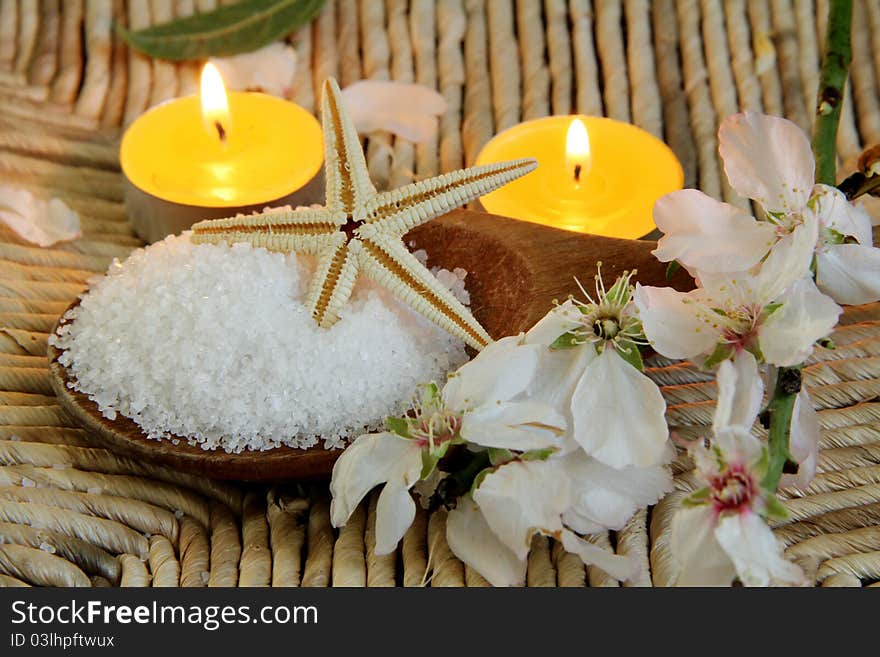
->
xmin=0 ymin=0 xmax=879 ymax=587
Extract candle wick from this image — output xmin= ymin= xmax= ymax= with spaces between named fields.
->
xmin=573 ymin=163 xmax=582 ymax=183
xmin=214 ymin=120 xmax=227 ymax=144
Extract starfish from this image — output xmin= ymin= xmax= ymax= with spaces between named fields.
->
xmin=191 ymin=78 xmax=536 ymax=350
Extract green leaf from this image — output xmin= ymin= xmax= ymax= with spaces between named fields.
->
xmin=429 ymin=439 xmax=451 ymax=462
xmin=549 ymin=331 xmax=582 ymax=350
xmin=763 ymin=302 xmax=783 ymax=315
xmin=614 ymin=339 xmax=644 ymax=371
xmin=118 ymin=0 xmax=326 ymax=61
xmin=765 ymin=209 xmax=787 ymax=224
xmin=418 ymin=382 xmax=441 ymax=406
xmin=470 ymin=467 xmax=494 ymax=494
xmin=665 ymin=260 xmax=681 ymax=280
xmin=753 ymin=445 xmax=771 ymax=480
xmin=763 ymin=494 xmax=789 ymax=521
xmin=702 ymin=342 xmax=735 ymax=370
xmin=519 ymin=447 xmax=556 ymax=461
xmin=605 ymin=274 xmax=632 ymax=306
xmin=824 ymin=227 xmax=847 ymax=245
xmin=681 ymin=487 xmax=710 ymax=507
xmin=421 ymin=441 xmax=453 ymax=480
xmin=385 ymin=415 xmax=411 ymax=439
xmin=420 ymin=449 xmax=439 ymax=480
xmin=488 ymin=448 xmax=514 ymax=466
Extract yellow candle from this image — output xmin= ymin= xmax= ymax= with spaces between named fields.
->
xmin=476 ymin=115 xmax=683 ymax=239
xmin=120 ymin=63 xmax=323 ymax=242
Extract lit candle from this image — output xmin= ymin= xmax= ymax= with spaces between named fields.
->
xmin=200 ymin=62 xmax=232 ymax=144
xmin=475 ymin=115 xmax=683 ymax=239
xmin=120 ymin=63 xmax=324 ymax=244
xmin=566 ymin=118 xmax=591 ymax=184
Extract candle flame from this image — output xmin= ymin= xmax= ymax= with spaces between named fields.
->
xmin=200 ymin=62 xmax=231 ymax=144
xmin=565 ymin=118 xmax=591 ymax=183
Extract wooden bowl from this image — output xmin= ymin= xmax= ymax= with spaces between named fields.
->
xmin=48 ymin=209 xmax=691 ymax=482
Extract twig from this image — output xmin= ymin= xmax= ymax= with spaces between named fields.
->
xmin=761 ymin=367 xmax=802 ymax=492
xmin=764 ymin=0 xmax=853 ymax=495
xmin=812 ymin=0 xmax=854 ymax=186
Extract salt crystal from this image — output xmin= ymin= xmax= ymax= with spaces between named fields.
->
xmin=20 ymin=477 xmax=35 ymax=487
xmin=174 ymin=509 xmax=185 ymax=519
xmin=50 ymin=234 xmax=469 ymax=453
xmin=52 ymin=463 xmax=71 ymax=470
xmin=87 ymin=487 xmax=102 ymax=495
xmin=39 ymin=542 xmax=56 ymax=554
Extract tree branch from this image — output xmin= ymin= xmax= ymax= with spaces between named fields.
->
xmin=764 ymin=0 xmax=852 ymax=495
xmin=812 ymin=0 xmax=854 ymax=186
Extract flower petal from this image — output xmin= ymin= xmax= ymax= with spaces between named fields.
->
xmin=473 ymin=459 xmax=569 ymax=561
xmin=342 ymin=80 xmax=446 ymax=142
xmin=0 ymin=186 xmax=81 ymax=247
xmin=634 ymin=284 xmax=720 ymax=360
xmin=562 ymin=450 xmax=672 ymax=532
xmin=760 ymin=278 xmax=842 ymax=367
xmin=780 ymin=389 xmax=819 ymax=490
xmin=374 ymin=482 xmax=416 ymax=555
xmin=652 ymin=189 xmax=775 ymax=274
xmin=524 ymin=300 xmax=583 ymax=347
xmin=570 ymin=348 xmax=668 ymax=468
xmin=442 ymin=336 xmax=537 ymax=411
xmin=446 ymin=499 xmax=527 ymax=587
xmin=670 ymin=505 xmax=737 ymax=586
xmin=714 ymin=512 xmax=806 ymax=586
xmin=559 ymin=530 xmax=640 ymax=582
xmin=813 ymin=184 xmax=873 ymax=245
xmin=754 ymin=212 xmax=819 ymax=302
xmin=329 ymin=432 xmax=421 ymax=528
xmin=718 ymin=112 xmax=814 ymax=213
xmin=713 ymin=351 xmax=763 ymax=439
xmin=462 ymin=400 xmax=566 ymax=451
xmin=210 ymin=42 xmax=297 ymax=97
xmin=529 ymin=343 xmax=596 ymax=411
xmin=816 ymin=244 xmax=880 ymax=305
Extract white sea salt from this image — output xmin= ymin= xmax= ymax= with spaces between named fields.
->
xmin=51 ymin=234 xmax=470 ymax=453
xmin=413 ymin=249 xmax=470 ymax=305
xmin=39 ymin=542 xmax=56 ymax=554
xmin=20 ymin=477 xmax=35 ymax=488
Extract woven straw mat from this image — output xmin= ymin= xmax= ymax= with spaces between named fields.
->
xmin=0 ymin=0 xmax=879 ymax=587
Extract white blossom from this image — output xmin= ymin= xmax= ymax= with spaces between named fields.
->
xmin=525 ymin=270 xmax=670 ymax=468
xmin=635 ymin=219 xmax=841 ymax=368
xmin=330 ymin=336 xmax=565 ymax=555
xmin=651 ymin=111 xmax=880 ymax=305
xmin=670 ymin=354 xmax=806 ymax=587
